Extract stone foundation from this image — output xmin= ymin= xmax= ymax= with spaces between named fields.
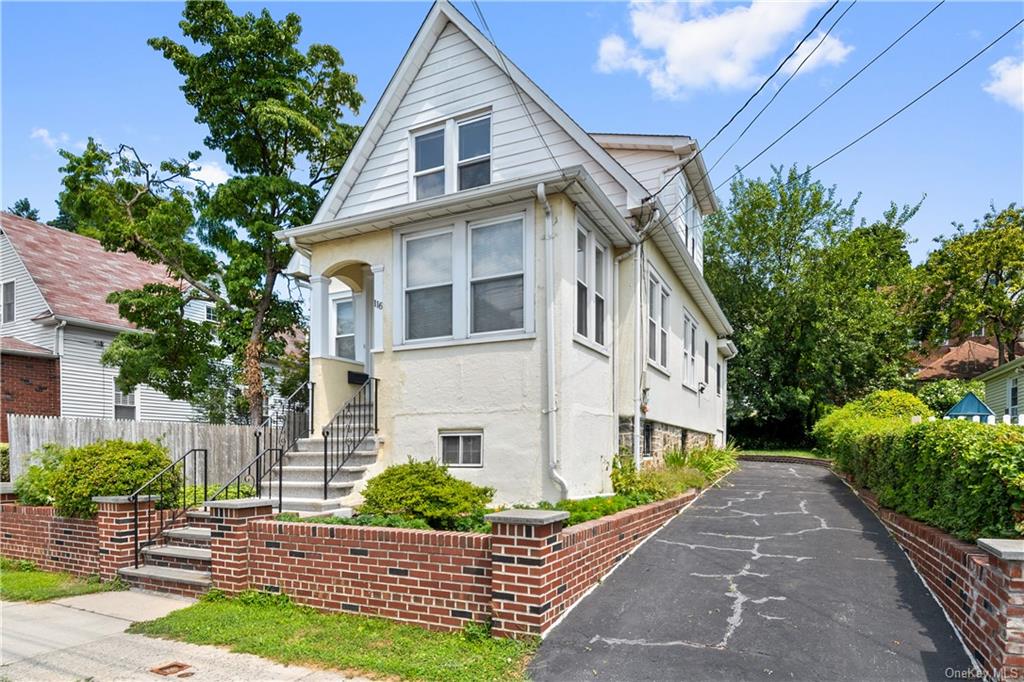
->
xmin=618 ymin=417 xmax=713 ymax=464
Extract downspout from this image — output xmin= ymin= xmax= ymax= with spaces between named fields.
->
xmin=632 ymin=209 xmax=660 ymax=469
xmin=538 ymin=182 xmax=569 ymax=499
xmin=613 ymin=246 xmax=635 ymax=466
xmin=55 ymin=320 xmax=67 ymax=416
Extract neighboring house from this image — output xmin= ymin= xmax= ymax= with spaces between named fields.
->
xmin=0 ymin=213 xmax=208 ymax=440
xmin=978 ymin=356 xmax=1023 ymax=419
xmin=916 ymin=337 xmax=1024 ymax=382
xmin=279 ymin=1 xmax=735 ymax=505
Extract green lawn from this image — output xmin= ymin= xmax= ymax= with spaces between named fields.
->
xmin=742 ymin=449 xmax=831 ymax=460
xmin=129 ymin=591 xmax=536 ymax=682
xmin=0 ymin=558 xmax=123 ymax=602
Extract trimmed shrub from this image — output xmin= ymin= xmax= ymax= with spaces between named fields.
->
xmin=49 ymin=440 xmax=173 ymax=518
xmin=917 ymin=379 xmax=986 ymax=415
xmin=276 ymin=512 xmax=433 ymax=530
xmin=359 ymin=460 xmax=494 ymax=531
xmin=813 ymin=389 xmax=931 ymax=452
xmin=14 ymin=443 xmax=68 ymax=506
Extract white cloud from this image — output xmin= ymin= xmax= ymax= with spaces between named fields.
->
xmin=30 ymin=127 xmax=69 ymax=150
xmin=983 ymin=55 xmax=1023 ymax=112
xmin=596 ymin=0 xmax=852 ymax=98
xmin=781 ymin=31 xmax=853 ymax=76
xmin=190 ymin=161 xmax=231 ymax=186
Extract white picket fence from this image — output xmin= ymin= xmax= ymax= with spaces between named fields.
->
xmin=5 ymin=414 xmax=258 ymax=484
xmin=912 ymin=414 xmax=1024 ymax=426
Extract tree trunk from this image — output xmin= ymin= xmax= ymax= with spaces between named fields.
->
xmin=244 ymin=338 xmax=265 ymax=427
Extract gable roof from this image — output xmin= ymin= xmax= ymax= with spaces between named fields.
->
xmin=945 ymin=392 xmax=995 ymax=418
xmin=314 ymin=0 xmax=648 ymax=224
xmin=0 ymin=212 xmax=178 ymax=331
xmin=0 ymin=335 xmax=55 ymax=357
xmin=916 ymin=339 xmax=1024 ymax=381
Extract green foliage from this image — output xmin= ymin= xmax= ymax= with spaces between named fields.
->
xmin=174 ymin=483 xmax=254 ymax=509
xmin=665 ymin=444 xmax=739 ymax=479
xmin=14 ymin=443 xmax=69 ymax=506
xmin=1 ymin=442 xmax=9 ymax=482
xmin=636 ymin=466 xmax=705 ymax=500
xmin=704 ymin=166 xmax=919 ymax=444
xmin=130 ymin=587 xmax=536 ymax=682
xmin=275 ymin=512 xmax=433 ymax=530
xmin=58 ymin=0 xmax=363 ymax=425
xmin=813 ymin=389 xmax=931 ymax=451
xmin=7 ymin=197 xmax=39 ymax=220
xmin=359 ymin=460 xmax=494 ymax=531
xmin=913 ymin=204 xmax=1024 ymax=365
xmin=917 ymin=379 xmax=987 ymax=415
xmin=49 ymin=440 xmax=173 ymax=518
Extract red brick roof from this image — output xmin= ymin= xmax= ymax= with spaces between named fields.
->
xmin=0 ymin=335 xmax=55 ymax=357
xmin=1 ymin=213 xmax=180 ymax=330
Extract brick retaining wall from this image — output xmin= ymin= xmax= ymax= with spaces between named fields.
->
xmin=738 ymin=454 xmax=832 ymax=467
xmin=0 ymin=504 xmax=99 ymax=576
xmin=854 ymin=485 xmax=1024 ymax=679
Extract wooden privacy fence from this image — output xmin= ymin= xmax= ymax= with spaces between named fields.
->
xmin=6 ymin=414 xmax=257 ymax=484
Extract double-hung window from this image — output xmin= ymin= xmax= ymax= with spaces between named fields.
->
xmin=398 ymin=208 xmax=531 ymax=346
xmin=682 ymin=309 xmax=698 ymax=387
xmin=470 ymin=217 xmax=524 ymax=334
xmin=574 ymin=221 xmax=610 ymax=348
xmin=648 ymin=275 xmax=669 ymax=369
xmin=404 ymin=231 xmax=454 ymax=340
xmin=704 ymin=339 xmax=710 ymax=384
xmin=114 ymin=388 xmax=136 ymax=421
xmin=1010 ymin=377 xmax=1020 ymax=418
xmin=716 ymin=362 xmax=722 ymax=395
xmin=334 ymin=297 xmax=356 ymax=359
xmin=412 ymin=112 xmax=491 ymax=200
xmin=1 ymin=281 xmax=14 ymax=323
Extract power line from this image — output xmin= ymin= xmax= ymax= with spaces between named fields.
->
xmin=470 ymin=0 xmax=563 ymax=175
xmin=643 ymin=0 xmax=947 ymax=246
xmin=647 ymin=0 xmax=842 ymax=201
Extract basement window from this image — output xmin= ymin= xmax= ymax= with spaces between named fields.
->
xmin=440 ymin=432 xmax=483 ymax=467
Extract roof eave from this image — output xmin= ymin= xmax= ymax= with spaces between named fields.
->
xmin=977 ymin=356 xmax=1024 ymax=382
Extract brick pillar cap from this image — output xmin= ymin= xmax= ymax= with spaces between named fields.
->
xmin=205 ymin=497 xmax=274 ymax=510
xmin=978 ymin=538 xmax=1024 ymax=561
xmin=0 ymin=482 xmax=13 ymax=494
xmin=485 ymin=509 xmax=569 ymax=525
xmin=92 ymin=494 xmax=159 ymax=503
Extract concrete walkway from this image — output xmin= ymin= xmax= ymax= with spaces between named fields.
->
xmin=1 ymin=591 xmax=360 ymax=681
xmin=530 ymin=461 xmax=976 ymax=681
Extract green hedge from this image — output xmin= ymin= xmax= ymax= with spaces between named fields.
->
xmin=813 ymin=392 xmax=1024 ymax=540
xmin=360 ymin=460 xmax=494 ymax=531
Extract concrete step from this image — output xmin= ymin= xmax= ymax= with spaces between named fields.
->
xmin=273 ymin=464 xmax=368 ymax=483
xmin=277 ymin=496 xmax=352 ymax=514
xmin=260 ymin=480 xmax=353 ymax=500
xmin=163 ymin=526 xmax=211 ymax=546
xmin=284 ymin=451 xmax=378 ymax=468
xmin=141 ymin=544 xmax=212 ymax=571
xmin=118 ymin=565 xmax=211 ymax=598
xmin=293 ymin=436 xmax=380 ymax=454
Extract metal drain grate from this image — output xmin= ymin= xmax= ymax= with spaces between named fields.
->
xmin=150 ymin=662 xmax=191 ymax=676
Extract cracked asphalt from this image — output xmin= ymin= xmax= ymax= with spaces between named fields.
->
xmin=529 ymin=461 xmax=974 ymax=682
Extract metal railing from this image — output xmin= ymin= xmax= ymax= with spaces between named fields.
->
xmin=129 ymin=448 xmax=209 ymax=568
xmin=208 ymin=447 xmax=285 ymax=513
xmin=323 ymin=377 xmax=378 ymax=499
xmin=256 ymin=381 xmax=313 ymax=457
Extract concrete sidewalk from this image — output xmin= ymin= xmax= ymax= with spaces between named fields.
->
xmin=1 ymin=591 xmax=360 ymax=681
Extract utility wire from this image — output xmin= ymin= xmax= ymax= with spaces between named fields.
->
xmin=646 ymin=0 xmax=842 ymax=202
xmin=642 ymin=0 xmax=946 ymax=246
xmin=471 ymin=0 xmax=563 ymax=175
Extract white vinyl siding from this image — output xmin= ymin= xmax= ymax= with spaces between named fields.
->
xmin=61 ymin=326 xmax=197 ymax=421
xmin=330 ymin=22 xmax=627 ymax=220
xmin=0 ymin=232 xmax=55 ymax=351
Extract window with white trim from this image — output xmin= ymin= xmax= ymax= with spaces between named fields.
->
xmin=716 ymin=362 xmax=722 ymax=395
xmin=412 ymin=113 xmax=491 ymax=201
xmin=114 ymin=388 xmax=136 ymax=421
xmin=1010 ymin=377 xmax=1020 ymax=418
xmin=413 ymin=127 xmax=445 ymax=200
xmin=704 ymin=339 xmax=710 ymax=385
xmin=334 ymin=297 xmax=356 ymax=359
xmin=440 ymin=431 xmax=482 ymax=467
xmin=204 ymin=304 xmax=218 ymax=323
xmin=1 ymin=281 xmax=14 ymax=323
xmin=574 ymin=222 xmax=610 ymax=348
xmin=682 ymin=309 xmax=698 ymax=386
xmin=648 ymin=275 xmax=669 ymax=368
xmin=398 ymin=210 xmax=530 ymax=345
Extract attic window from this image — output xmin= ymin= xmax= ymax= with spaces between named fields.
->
xmin=414 ymin=128 xmax=445 ymax=200
xmin=1 ymin=281 xmax=13 ymax=323
xmin=411 ymin=112 xmax=491 ymax=201
xmin=458 ymin=116 xmax=490 ymax=191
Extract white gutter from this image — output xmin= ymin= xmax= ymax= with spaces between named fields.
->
xmin=538 ymin=182 xmax=569 ymax=499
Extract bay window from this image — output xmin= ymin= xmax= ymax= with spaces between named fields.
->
xmin=575 ymin=221 xmax=610 ymax=349
xmin=398 ymin=208 xmax=531 ymax=346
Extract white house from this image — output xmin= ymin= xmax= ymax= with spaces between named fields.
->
xmin=0 ymin=212 xmax=207 ymax=438
xmin=279 ymin=1 xmax=735 ymax=505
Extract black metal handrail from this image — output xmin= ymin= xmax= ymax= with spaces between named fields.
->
xmin=208 ymin=447 xmax=285 ymax=513
xmin=129 ymin=448 xmax=208 ymax=568
xmin=255 ymin=381 xmax=313 ymax=462
xmin=323 ymin=377 xmax=378 ymax=499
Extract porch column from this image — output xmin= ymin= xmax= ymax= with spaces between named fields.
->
xmin=310 ymin=274 xmax=330 ymax=359
xmin=370 ymin=264 xmax=384 ymax=353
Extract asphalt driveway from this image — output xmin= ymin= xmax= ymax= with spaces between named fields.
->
xmin=530 ymin=461 xmax=975 ymax=681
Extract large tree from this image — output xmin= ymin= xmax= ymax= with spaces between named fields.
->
xmin=914 ymin=204 xmax=1024 ymax=365
xmin=704 ymin=165 xmax=917 ymax=445
xmin=58 ymin=1 xmax=362 ymax=425
xmin=7 ymin=198 xmax=39 ymax=220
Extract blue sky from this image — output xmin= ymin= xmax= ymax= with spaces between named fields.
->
xmin=3 ymin=1 xmax=1022 ymax=263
